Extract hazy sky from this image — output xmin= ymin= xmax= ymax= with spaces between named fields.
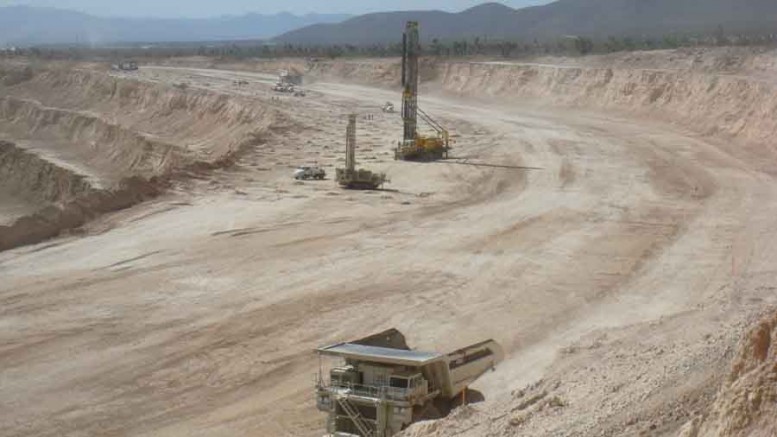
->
xmin=0 ymin=0 xmax=554 ymax=18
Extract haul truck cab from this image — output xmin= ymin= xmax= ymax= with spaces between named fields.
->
xmin=315 ymin=329 xmax=503 ymax=437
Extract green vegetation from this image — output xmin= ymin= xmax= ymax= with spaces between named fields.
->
xmin=4 ymin=28 xmax=776 ymax=62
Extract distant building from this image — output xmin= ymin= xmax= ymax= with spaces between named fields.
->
xmin=279 ymin=69 xmax=303 ymax=86
xmin=113 ymin=60 xmax=139 ymax=71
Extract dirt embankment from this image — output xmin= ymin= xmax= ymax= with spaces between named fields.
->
xmin=0 ymin=66 xmax=289 ymax=164
xmin=156 ymin=56 xmax=442 ymax=88
xmin=436 ymin=60 xmax=777 ymax=151
xmin=0 ymin=96 xmax=186 ymax=178
xmin=0 ymin=141 xmax=160 ymax=251
xmin=198 ymin=49 xmax=777 ymax=154
xmin=522 ymin=47 xmax=777 ymax=76
xmin=0 ymin=64 xmax=291 ymax=250
xmin=0 ymin=140 xmax=93 ymax=204
xmin=257 ymin=48 xmax=777 ymax=151
xmin=680 ymin=312 xmax=777 ymax=437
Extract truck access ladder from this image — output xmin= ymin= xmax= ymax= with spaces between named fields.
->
xmin=337 ymin=397 xmax=376 ymax=437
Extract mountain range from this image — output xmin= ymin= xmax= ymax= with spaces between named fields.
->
xmin=4 ymin=0 xmax=777 ymax=48
xmin=277 ymin=0 xmax=777 ymax=45
xmin=0 ymin=6 xmax=350 ymax=46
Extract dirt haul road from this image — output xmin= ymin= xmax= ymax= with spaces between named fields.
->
xmin=2 ymin=60 xmax=777 ymax=437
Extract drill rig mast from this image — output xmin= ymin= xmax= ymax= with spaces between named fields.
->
xmin=395 ymin=21 xmax=450 ymax=161
xmin=336 ymin=114 xmax=387 ymax=190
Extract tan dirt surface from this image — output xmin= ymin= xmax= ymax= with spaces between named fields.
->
xmin=2 ymin=48 xmax=777 ymax=436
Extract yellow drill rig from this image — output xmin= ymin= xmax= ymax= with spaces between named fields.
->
xmin=336 ymin=114 xmax=387 ymax=190
xmin=395 ymin=21 xmax=451 ymax=162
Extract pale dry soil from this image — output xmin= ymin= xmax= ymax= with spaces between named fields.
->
xmin=2 ymin=65 xmax=777 ymax=437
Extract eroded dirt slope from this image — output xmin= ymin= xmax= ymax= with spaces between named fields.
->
xmin=680 ymin=311 xmax=777 ymax=437
xmin=0 ymin=64 xmax=292 ymax=250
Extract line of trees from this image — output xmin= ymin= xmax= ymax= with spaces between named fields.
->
xmin=5 ymin=28 xmax=777 ymax=62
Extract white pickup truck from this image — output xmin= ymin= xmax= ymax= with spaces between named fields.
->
xmin=293 ymin=166 xmax=326 ymax=180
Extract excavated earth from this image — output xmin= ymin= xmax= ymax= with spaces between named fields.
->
xmin=679 ymin=311 xmax=777 ymax=437
xmin=2 ymin=47 xmax=777 ymax=437
xmin=0 ymin=63 xmax=290 ymax=250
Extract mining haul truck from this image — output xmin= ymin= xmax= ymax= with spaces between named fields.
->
xmin=315 ymin=329 xmax=504 ymax=437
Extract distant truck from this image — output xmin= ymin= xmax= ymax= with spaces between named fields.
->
xmin=315 ymin=329 xmax=503 ymax=437
xmin=294 ymin=165 xmax=326 ymax=180
xmin=274 ymin=83 xmax=295 ymax=93
xmin=112 ymin=60 xmax=138 ymax=71
xmin=279 ymin=69 xmax=304 ymax=86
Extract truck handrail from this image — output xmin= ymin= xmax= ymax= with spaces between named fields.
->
xmin=320 ymin=381 xmax=413 ymax=401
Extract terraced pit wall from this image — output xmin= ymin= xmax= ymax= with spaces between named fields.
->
xmin=0 ymin=140 xmax=93 ymax=204
xmin=435 ymin=60 xmax=777 ymax=151
xmin=0 ymin=64 xmax=290 ymax=251
xmin=0 ymin=96 xmax=187 ymax=177
xmin=0 ymin=141 xmax=160 ymax=250
xmin=239 ymin=49 xmax=777 ymax=151
xmin=1 ymin=67 xmax=287 ymax=165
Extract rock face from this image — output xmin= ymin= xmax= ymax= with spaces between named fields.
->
xmin=0 ymin=141 xmax=94 ymax=205
xmin=0 ymin=65 xmax=291 ymax=250
xmin=681 ymin=312 xmax=777 ymax=437
xmin=246 ymin=48 xmax=777 ymax=152
xmin=439 ymin=60 xmax=777 ymax=148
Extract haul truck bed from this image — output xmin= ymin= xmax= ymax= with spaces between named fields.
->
xmin=314 ymin=329 xmax=503 ymax=437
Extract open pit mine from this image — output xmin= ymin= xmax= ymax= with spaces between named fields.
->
xmin=2 ymin=45 xmax=777 ymax=437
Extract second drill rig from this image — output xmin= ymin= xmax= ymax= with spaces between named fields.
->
xmin=336 ymin=114 xmax=387 ymax=190
xmin=395 ymin=21 xmax=451 ymax=162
